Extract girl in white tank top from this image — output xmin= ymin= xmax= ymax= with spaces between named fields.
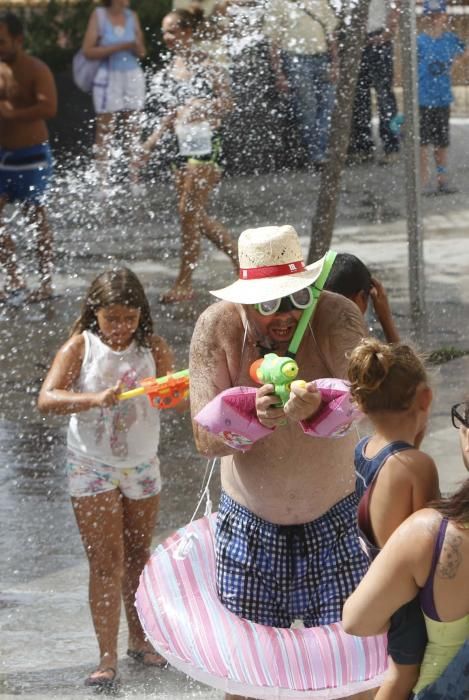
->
xmin=38 ymin=268 xmax=182 ymax=688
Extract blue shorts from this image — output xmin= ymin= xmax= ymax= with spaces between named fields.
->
xmin=0 ymin=143 xmax=53 ymax=205
xmin=216 ymin=491 xmax=368 ymax=627
xmin=388 ymin=596 xmax=427 ymax=665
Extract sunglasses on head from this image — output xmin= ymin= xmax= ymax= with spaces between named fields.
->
xmin=254 ymin=287 xmax=313 ymax=316
xmin=451 ymin=402 xmax=469 ymax=429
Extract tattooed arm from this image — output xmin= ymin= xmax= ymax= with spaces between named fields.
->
xmin=189 ymin=302 xmax=243 ymax=457
xmin=343 ymin=509 xmax=442 ymax=636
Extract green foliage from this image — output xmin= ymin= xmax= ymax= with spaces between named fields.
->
xmin=136 ymin=0 xmax=172 ymax=66
xmin=5 ymin=0 xmax=171 ymax=72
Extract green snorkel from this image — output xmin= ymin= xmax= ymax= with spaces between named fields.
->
xmin=249 ymin=250 xmax=337 ymax=406
xmin=286 ymin=250 xmax=337 ymax=359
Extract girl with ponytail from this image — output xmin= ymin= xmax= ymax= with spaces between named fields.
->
xmin=347 ymin=338 xmax=440 ymax=700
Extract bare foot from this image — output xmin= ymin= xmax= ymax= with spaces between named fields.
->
xmin=160 ymin=286 xmax=194 ymax=304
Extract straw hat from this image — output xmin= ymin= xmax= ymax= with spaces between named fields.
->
xmin=211 ymin=225 xmax=326 ymax=304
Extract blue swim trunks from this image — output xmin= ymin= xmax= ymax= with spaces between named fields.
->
xmin=0 ymin=142 xmax=53 ymax=205
xmin=216 ymin=491 xmax=368 ymax=627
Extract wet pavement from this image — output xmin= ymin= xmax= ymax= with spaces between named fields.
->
xmin=1 ymin=120 xmax=469 ymax=699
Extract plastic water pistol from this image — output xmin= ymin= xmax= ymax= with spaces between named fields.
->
xmin=117 ymin=369 xmax=189 ymax=410
xmin=249 ymin=353 xmax=307 ymax=406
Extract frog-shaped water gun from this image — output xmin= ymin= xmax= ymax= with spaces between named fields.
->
xmin=249 ymin=353 xmax=300 ymax=406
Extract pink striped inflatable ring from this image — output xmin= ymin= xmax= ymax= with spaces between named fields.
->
xmin=136 ymin=515 xmax=388 ymax=699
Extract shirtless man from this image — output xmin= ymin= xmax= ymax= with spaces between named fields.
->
xmin=0 ymin=12 xmax=57 ymax=302
xmin=190 ymin=225 xmax=372 ymax=700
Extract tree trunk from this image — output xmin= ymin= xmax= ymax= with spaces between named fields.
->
xmin=307 ymin=0 xmax=372 ymax=264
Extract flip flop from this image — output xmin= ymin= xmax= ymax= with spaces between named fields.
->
xmin=127 ymin=648 xmax=168 ymax=668
xmin=84 ymin=666 xmax=118 ymax=690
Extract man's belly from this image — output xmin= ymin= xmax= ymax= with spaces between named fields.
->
xmin=220 ymin=428 xmax=357 ymax=525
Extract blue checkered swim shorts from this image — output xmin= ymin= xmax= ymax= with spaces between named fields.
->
xmin=216 ymin=491 xmax=368 ymax=627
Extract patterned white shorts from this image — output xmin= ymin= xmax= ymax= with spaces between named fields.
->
xmin=92 ymin=65 xmax=145 ymax=114
xmin=66 ymin=450 xmax=161 ymax=500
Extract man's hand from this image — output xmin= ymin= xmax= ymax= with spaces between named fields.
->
xmin=284 ymin=381 xmax=322 ymax=422
xmin=255 ymin=383 xmax=286 ymax=429
xmin=370 ymin=276 xmax=400 ymax=343
xmin=369 ymin=277 xmax=392 ymax=318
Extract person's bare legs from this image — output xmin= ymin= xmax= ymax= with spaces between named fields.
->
xmin=72 ymin=490 xmax=124 ymax=683
xmin=23 ymin=202 xmax=54 ymax=301
xmin=94 ymin=112 xmax=116 ymax=188
xmin=375 ymin=659 xmax=419 ymax=700
xmin=0 ymin=195 xmax=25 ymax=296
xmin=162 ymin=164 xmax=237 ymax=303
xmin=122 ymin=110 xmax=144 ymax=188
xmin=161 ymin=166 xmax=201 ymax=302
xmin=420 ymin=144 xmax=431 ymax=189
xmin=193 ymin=165 xmax=238 ymax=269
xmin=434 ymin=145 xmax=450 ymax=191
xmin=121 ymin=493 xmax=166 ymax=666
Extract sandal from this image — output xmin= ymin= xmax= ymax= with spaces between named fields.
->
xmin=84 ymin=666 xmax=118 ymax=689
xmin=127 ymin=648 xmax=168 ymax=668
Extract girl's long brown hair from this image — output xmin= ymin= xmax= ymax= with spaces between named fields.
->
xmin=70 ymin=267 xmax=153 ymax=348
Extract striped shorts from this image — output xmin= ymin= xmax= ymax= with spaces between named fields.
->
xmin=216 ymin=491 xmax=368 ymax=628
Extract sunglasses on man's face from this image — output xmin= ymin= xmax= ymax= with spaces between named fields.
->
xmin=451 ymin=402 xmax=469 ymax=429
xmin=254 ymin=287 xmax=313 ymax=316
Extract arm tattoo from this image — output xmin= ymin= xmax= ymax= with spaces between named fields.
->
xmin=437 ymin=533 xmax=463 ymax=579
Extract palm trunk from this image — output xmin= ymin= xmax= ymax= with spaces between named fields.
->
xmin=307 ymin=0 xmax=372 ymax=264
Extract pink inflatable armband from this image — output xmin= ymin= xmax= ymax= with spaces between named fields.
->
xmin=300 ymin=378 xmax=363 ymax=437
xmin=194 ymin=386 xmax=273 ymax=451
xmin=194 ymin=379 xmax=362 ymax=450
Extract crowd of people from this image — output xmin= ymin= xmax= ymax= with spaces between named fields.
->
xmin=0 ymin=0 xmax=468 ymax=302
xmin=0 ymin=1 xmax=468 ymax=699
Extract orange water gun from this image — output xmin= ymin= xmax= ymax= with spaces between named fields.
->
xmin=117 ymin=369 xmax=189 ymax=410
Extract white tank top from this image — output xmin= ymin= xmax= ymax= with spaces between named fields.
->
xmin=67 ymin=331 xmax=160 ymax=468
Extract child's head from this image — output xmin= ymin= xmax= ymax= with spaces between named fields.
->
xmin=422 ymin=0 xmax=447 ymax=32
xmin=71 ymin=267 xmax=153 ymax=347
xmin=162 ymin=6 xmax=205 ymax=50
xmin=348 ymin=338 xmax=429 ymax=415
xmin=324 ymin=253 xmax=372 ymax=315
